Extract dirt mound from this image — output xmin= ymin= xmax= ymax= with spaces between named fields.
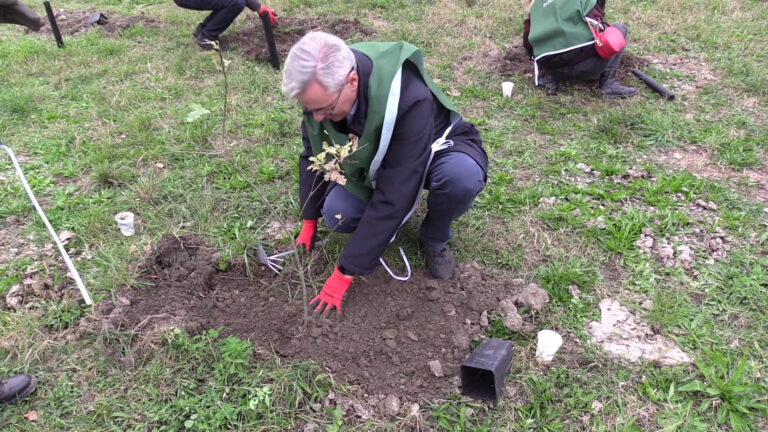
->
xmin=110 ymin=234 xmax=529 ymax=406
xmin=223 ymin=16 xmax=375 ymax=63
xmin=35 ymin=9 xmax=158 ymax=37
xmin=488 ymin=44 xmax=650 ymax=82
xmin=488 ymin=44 xmax=531 ymax=77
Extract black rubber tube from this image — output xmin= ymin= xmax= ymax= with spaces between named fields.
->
xmin=43 ymin=1 xmax=64 ymax=48
xmin=631 ymin=68 xmax=675 ymax=101
xmin=260 ymin=14 xmax=280 ymax=70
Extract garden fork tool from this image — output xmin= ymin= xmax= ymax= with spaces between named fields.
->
xmin=256 ymin=245 xmax=293 ymax=274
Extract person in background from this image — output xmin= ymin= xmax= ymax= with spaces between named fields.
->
xmin=173 ymin=0 xmax=277 ymax=50
xmin=0 ymin=374 xmax=37 ymax=404
xmin=282 ymin=32 xmax=488 ymax=315
xmin=0 ymin=0 xmax=42 ymax=31
xmin=522 ymin=0 xmax=637 ymax=98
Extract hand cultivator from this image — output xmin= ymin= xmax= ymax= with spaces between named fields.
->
xmin=256 ymin=245 xmax=293 ymax=274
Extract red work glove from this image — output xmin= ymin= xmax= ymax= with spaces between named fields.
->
xmin=258 ymin=6 xmax=278 ymax=26
xmin=295 ymin=219 xmax=317 ymax=252
xmin=309 ymin=266 xmax=353 ymax=316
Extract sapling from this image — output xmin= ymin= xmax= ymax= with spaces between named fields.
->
xmin=206 ymin=41 xmax=230 ymax=139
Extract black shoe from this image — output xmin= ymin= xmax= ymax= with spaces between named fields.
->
xmin=0 ymin=374 xmax=37 ymax=404
xmin=423 ymin=246 xmax=455 ymax=280
xmin=534 ymin=75 xmax=559 ymax=93
xmin=600 ymin=79 xmax=637 ymax=99
xmin=195 ymin=34 xmax=218 ymax=51
xmin=193 ymin=23 xmax=203 ymax=38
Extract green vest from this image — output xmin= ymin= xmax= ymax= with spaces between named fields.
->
xmin=528 ymin=0 xmax=597 ymax=59
xmin=304 ymin=42 xmax=461 ymax=202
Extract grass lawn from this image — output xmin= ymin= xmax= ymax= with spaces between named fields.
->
xmin=1 ymin=0 xmax=767 ymax=430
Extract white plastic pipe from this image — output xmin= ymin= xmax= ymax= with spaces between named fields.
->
xmin=1 ymin=143 xmax=93 ymax=305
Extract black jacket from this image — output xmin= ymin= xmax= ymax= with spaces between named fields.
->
xmin=299 ymin=49 xmax=488 ymax=275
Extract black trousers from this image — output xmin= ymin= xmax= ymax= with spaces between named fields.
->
xmin=547 ymin=22 xmax=628 ymax=82
xmin=173 ymin=0 xmax=245 ymax=40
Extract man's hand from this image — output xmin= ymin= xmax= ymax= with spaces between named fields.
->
xmin=258 ymin=6 xmax=278 ymax=26
xmin=295 ymin=219 xmax=318 ymax=252
xmin=309 ymin=267 xmax=353 ymax=316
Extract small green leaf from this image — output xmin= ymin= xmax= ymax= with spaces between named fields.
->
xmin=678 ymin=380 xmax=707 ymax=392
xmin=186 ymin=103 xmax=211 ymax=123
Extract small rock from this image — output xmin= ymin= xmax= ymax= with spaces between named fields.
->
xmin=676 ymin=245 xmax=694 ymax=269
xmin=427 ymin=289 xmax=441 ymax=302
xmin=568 ymin=285 xmax=581 ymax=299
xmin=499 ymin=298 xmax=523 ymax=331
xmin=58 ymin=230 xmax=76 ymax=245
xmin=427 ymin=360 xmax=444 ymax=377
xmin=510 ymin=278 xmax=525 ymax=287
xmin=309 ymin=326 xmax=322 ymax=338
xmin=116 ymin=295 xmax=131 ymax=306
xmin=516 ymin=283 xmax=550 ymax=312
xmin=303 ymin=422 xmax=319 ymax=432
xmin=384 ymin=339 xmax=397 ymax=349
xmin=451 ymin=329 xmax=471 ymax=351
xmin=538 ymin=197 xmax=558 ymax=207
xmin=591 ymin=400 xmax=604 ymax=413
xmin=479 ymin=310 xmax=489 ymax=327
xmin=379 ymin=395 xmax=400 ymax=417
xmin=405 ymin=330 xmax=419 ymax=341
xmin=408 ymin=403 xmax=420 ymax=416
xmin=442 ymin=303 xmax=456 ymax=315
xmin=576 ymin=162 xmax=592 ymax=173
xmin=425 ymin=279 xmax=440 ymax=290
xmin=5 ymin=284 xmax=23 ymax=310
xmin=381 ymin=329 xmax=397 ymax=340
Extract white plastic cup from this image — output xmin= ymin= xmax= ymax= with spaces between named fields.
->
xmin=501 ymin=81 xmax=514 ymax=98
xmin=115 ymin=212 xmax=135 ymax=236
xmin=536 ymin=330 xmax=563 ymax=362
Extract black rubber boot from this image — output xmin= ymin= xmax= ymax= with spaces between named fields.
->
xmin=424 ymin=246 xmax=455 ymax=280
xmin=0 ymin=374 xmax=37 ymax=404
xmin=534 ymin=74 xmax=560 ymax=94
xmin=599 ymin=53 xmax=637 ymax=99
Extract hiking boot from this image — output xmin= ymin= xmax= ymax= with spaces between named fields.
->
xmin=195 ymin=34 xmax=218 ymax=51
xmin=600 ymin=78 xmax=637 ymax=99
xmin=0 ymin=374 xmax=37 ymax=404
xmin=534 ymin=74 xmax=559 ymax=94
xmin=424 ymin=246 xmax=455 ymax=280
xmin=599 ymin=59 xmax=637 ymax=99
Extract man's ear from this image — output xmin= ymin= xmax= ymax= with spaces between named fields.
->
xmin=349 ymin=70 xmax=359 ymax=91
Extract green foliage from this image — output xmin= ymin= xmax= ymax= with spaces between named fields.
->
xmin=679 ymin=354 xmax=768 ymax=431
xmin=536 ymin=257 xmax=598 ymax=303
xmin=40 ymin=302 xmax=87 ymax=331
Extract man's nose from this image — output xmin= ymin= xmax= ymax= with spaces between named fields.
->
xmin=313 ymin=112 xmax=327 ymax=122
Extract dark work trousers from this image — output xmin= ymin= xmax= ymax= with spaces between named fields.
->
xmin=321 ymin=151 xmax=486 ymax=250
xmin=548 ymin=22 xmax=628 ymax=82
xmin=173 ymin=0 xmax=245 ymax=40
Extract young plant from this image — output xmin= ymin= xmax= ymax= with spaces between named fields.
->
xmin=679 ymin=353 xmax=768 ymax=431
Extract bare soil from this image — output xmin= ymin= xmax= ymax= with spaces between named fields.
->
xmin=223 ymin=16 xmax=375 ymax=64
xmin=488 ymin=43 xmax=650 ymax=83
xmin=35 ymin=9 xmax=158 ymax=36
xmin=107 ymin=234 xmax=529 ymax=407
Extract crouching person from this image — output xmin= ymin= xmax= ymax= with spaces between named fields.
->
xmin=282 ymin=32 xmax=488 ymax=315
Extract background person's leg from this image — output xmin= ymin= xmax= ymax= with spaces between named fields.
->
xmin=174 ymin=0 xmax=245 ymax=42
xmin=598 ymin=22 xmax=637 ymax=98
xmin=321 ymin=184 xmax=365 ymax=234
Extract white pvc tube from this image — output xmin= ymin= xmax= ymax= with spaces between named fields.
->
xmin=1 ymin=143 xmax=93 ymax=305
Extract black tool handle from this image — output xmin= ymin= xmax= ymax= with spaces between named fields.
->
xmin=43 ymin=1 xmax=64 ymax=48
xmin=260 ymin=13 xmax=280 ymax=70
xmin=631 ymin=68 xmax=675 ymax=101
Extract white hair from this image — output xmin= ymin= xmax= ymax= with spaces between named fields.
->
xmin=282 ymin=31 xmax=356 ymax=99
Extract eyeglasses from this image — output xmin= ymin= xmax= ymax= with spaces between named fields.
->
xmin=309 ymin=86 xmax=344 ymax=117
xmin=304 ymin=68 xmax=355 ymax=117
